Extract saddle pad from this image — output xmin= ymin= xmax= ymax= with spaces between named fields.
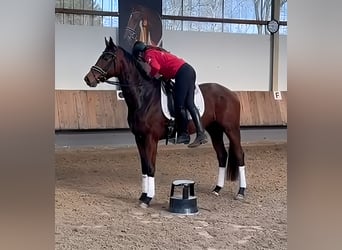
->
xmin=161 ymin=83 xmax=205 ymax=120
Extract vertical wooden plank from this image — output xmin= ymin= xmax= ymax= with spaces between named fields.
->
xmin=75 ymin=90 xmax=90 ymax=129
xmin=87 ymin=91 xmax=113 ymax=129
xmin=247 ymin=92 xmax=261 ymax=126
xmin=278 ymin=91 xmax=287 ymax=125
xmin=113 ymin=91 xmax=129 ymax=128
xmin=237 ymin=91 xmax=253 ymax=126
xmin=102 ymin=91 xmax=116 ymax=128
xmin=57 ymin=90 xmax=79 ymax=129
xmin=55 ymin=91 xmax=60 ymax=130
xmin=272 ymin=91 xmax=284 ymax=125
xmin=97 ymin=91 xmax=107 ymax=129
xmin=235 ymin=92 xmax=243 ymax=125
xmin=271 ymin=91 xmax=286 ymax=125
xmin=86 ymin=91 xmax=99 ymax=129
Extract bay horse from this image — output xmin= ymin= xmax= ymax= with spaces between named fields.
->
xmin=123 ymin=4 xmax=162 ymax=48
xmin=84 ymin=37 xmax=246 ymax=208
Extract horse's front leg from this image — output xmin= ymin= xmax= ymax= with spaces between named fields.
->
xmin=135 ymin=134 xmax=158 ymax=208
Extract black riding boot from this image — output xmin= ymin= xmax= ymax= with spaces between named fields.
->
xmin=188 ymin=107 xmax=208 ymax=148
xmin=176 ymin=108 xmax=190 ymax=144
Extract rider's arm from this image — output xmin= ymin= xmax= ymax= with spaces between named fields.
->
xmin=146 ymin=57 xmax=161 ymax=78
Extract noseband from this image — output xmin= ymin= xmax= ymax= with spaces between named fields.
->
xmin=91 ymin=51 xmax=116 ymax=81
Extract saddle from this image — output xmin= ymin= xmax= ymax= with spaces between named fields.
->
xmin=160 ymin=79 xmax=176 ymax=117
xmin=160 ymin=80 xmax=176 ymax=144
xmin=160 ymin=79 xmax=205 ymax=145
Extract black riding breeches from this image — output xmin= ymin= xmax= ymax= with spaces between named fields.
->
xmin=174 ymin=63 xmax=196 ymax=112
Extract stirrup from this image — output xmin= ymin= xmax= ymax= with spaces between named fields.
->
xmin=188 ymin=133 xmax=208 ymax=148
xmin=176 ymin=133 xmax=190 ymax=144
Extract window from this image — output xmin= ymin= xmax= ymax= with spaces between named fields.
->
xmin=223 ymin=0 xmax=256 ymax=20
xmin=56 ymin=0 xmax=287 ymax=34
xmin=55 ymin=0 xmax=118 ymax=27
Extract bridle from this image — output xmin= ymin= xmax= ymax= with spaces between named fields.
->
xmin=90 ymin=48 xmax=153 ymax=88
xmin=91 ymin=51 xmax=116 ymax=80
xmin=90 ymin=51 xmax=121 ymax=86
xmin=125 ymin=11 xmax=143 ymax=42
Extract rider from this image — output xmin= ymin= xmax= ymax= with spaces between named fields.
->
xmin=132 ymin=41 xmax=208 ymax=148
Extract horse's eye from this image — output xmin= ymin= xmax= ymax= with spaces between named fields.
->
xmin=103 ymin=55 xmax=111 ymax=61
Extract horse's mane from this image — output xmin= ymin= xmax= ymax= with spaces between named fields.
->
xmin=119 ymin=46 xmax=153 ymax=82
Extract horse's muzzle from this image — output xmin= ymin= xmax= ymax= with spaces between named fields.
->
xmin=84 ymin=75 xmax=97 ymax=87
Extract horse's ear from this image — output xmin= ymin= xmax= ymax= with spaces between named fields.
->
xmin=105 ymin=37 xmax=109 ymax=47
xmin=109 ymin=37 xmax=115 ymax=47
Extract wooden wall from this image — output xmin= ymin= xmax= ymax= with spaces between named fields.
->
xmin=238 ymin=91 xmax=287 ymax=126
xmin=55 ymin=90 xmax=287 ymax=130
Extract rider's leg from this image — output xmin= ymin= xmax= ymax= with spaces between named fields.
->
xmin=175 ymin=107 xmax=190 ymax=144
xmin=186 ymin=86 xmax=208 ymax=148
xmin=177 ymin=63 xmax=207 ymax=148
xmin=173 ymin=66 xmax=190 ymax=144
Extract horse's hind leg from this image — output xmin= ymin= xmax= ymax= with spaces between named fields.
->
xmin=206 ymin=123 xmax=228 ymax=196
xmin=225 ymin=125 xmax=246 ymax=200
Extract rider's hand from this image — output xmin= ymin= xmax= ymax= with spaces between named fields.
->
xmin=154 ymin=73 xmax=162 ymax=79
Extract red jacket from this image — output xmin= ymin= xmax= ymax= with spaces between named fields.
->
xmin=143 ymin=48 xmax=185 ymax=79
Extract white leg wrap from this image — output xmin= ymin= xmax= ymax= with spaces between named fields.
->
xmin=217 ymin=167 xmax=226 ymax=187
xmin=239 ymin=166 xmax=247 ymax=188
xmin=142 ymin=175 xmax=148 ymax=194
xmin=147 ymin=176 xmax=155 ymax=198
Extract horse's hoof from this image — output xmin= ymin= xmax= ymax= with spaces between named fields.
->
xmin=212 ymin=191 xmax=220 ymax=196
xmin=212 ymin=185 xmax=221 ymax=196
xmin=139 ymin=193 xmax=147 ymax=201
xmin=139 ymin=202 xmax=149 ymax=209
xmin=139 ymin=194 xmax=152 ymax=208
xmin=234 ymin=194 xmax=244 ymax=200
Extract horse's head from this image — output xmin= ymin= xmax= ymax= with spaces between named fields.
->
xmin=124 ymin=8 xmax=145 ymax=47
xmin=84 ymin=37 xmax=118 ymax=87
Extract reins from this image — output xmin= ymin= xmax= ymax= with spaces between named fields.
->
xmin=105 ymin=79 xmax=149 ymax=88
xmin=104 ymin=79 xmax=120 ymax=85
xmin=103 ymin=79 xmax=142 ymax=89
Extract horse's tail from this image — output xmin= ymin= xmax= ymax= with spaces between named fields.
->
xmin=226 ymin=146 xmax=241 ymax=182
